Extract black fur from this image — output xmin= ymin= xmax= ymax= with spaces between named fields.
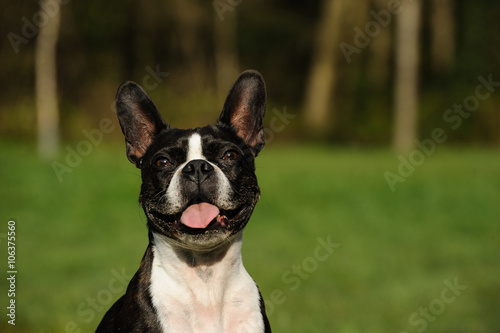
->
xmin=97 ymin=70 xmax=271 ymax=332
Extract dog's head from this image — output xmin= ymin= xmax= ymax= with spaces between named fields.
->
xmin=115 ymin=70 xmax=266 ymax=250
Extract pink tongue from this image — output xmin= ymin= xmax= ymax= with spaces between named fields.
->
xmin=180 ymin=203 xmax=220 ymax=229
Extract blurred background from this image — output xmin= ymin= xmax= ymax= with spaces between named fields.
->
xmin=1 ymin=0 xmax=499 ymax=332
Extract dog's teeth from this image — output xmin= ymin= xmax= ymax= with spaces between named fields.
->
xmin=217 ymin=215 xmax=228 ymax=224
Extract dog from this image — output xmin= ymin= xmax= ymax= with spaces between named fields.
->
xmin=96 ymin=70 xmax=271 ymax=332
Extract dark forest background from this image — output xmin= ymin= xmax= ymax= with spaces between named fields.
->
xmin=1 ymin=0 xmax=499 ymax=151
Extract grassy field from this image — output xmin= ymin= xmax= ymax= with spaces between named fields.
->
xmin=1 ymin=142 xmax=499 ymax=332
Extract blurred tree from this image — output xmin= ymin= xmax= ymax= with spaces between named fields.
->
xmin=430 ymin=0 xmax=455 ymax=73
xmin=1 ymin=0 xmax=499 ymax=146
xmin=303 ymin=0 xmax=346 ymax=137
xmin=392 ymin=0 xmax=422 ymax=152
xmin=36 ymin=0 xmax=61 ymax=158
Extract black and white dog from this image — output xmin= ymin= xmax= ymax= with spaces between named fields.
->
xmin=96 ymin=70 xmax=271 ymax=332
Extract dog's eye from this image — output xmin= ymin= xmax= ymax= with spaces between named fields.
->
xmin=222 ymin=150 xmax=239 ymax=161
xmin=155 ymin=157 xmax=171 ymax=168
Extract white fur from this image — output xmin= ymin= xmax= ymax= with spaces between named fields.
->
xmin=150 ymin=232 xmax=265 ymax=333
xmin=186 ymin=133 xmax=204 ymax=161
xmin=165 ymin=133 xmax=235 ymax=214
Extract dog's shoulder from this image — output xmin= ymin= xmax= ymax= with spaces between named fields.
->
xmin=96 ymin=247 xmax=161 ymax=332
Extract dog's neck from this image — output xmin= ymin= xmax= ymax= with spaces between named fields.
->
xmin=149 ymin=232 xmax=264 ymax=332
xmin=151 ymin=232 xmax=244 ymax=288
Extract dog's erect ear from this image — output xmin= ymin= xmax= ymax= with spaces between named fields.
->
xmin=218 ymin=70 xmax=266 ymax=155
xmin=115 ymin=81 xmax=168 ymax=167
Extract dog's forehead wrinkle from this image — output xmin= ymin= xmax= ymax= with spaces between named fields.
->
xmin=148 ymin=129 xmax=191 ymax=155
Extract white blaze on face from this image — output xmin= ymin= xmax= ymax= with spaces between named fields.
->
xmin=186 ymin=133 xmax=204 ymax=161
xmin=164 ymin=133 xmax=234 ymax=215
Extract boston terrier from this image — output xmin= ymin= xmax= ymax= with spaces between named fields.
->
xmin=96 ymin=70 xmax=271 ymax=332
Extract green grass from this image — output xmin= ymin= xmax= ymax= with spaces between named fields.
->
xmin=1 ymin=143 xmax=499 ymax=332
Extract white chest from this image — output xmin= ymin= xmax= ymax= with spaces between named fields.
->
xmin=149 ymin=234 xmax=265 ymax=333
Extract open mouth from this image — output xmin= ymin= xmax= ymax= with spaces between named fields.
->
xmin=149 ymin=195 xmax=243 ymax=235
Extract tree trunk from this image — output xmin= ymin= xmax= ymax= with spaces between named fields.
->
xmin=430 ymin=0 xmax=455 ymax=73
xmin=36 ymin=0 xmax=61 ymax=159
xmin=303 ymin=0 xmax=346 ymax=137
xmin=392 ymin=0 xmax=422 ymax=152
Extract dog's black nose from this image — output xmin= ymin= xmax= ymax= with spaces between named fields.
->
xmin=182 ymin=159 xmax=214 ymax=184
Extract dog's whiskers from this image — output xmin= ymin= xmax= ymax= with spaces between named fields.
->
xmin=151 ymin=190 xmax=167 ymax=203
